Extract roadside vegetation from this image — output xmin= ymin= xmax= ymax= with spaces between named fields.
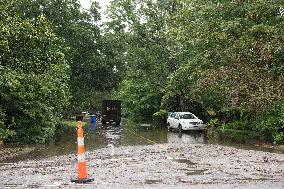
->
xmin=0 ymin=0 xmax=284 ymax=144
xmin=63 ymin=121 xmax=87 ymax=128
xmin=109 ymin=0 xmax=284 ymax=144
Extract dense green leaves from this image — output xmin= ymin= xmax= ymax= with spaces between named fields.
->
xmin=0 ymin=1 xmax=70 ymax=143
xmin=252 ymin=100 xmax=284 ymax=144
xmin=0 ymin=0 xmax=125 ymax=143
xmin=108 ymin=0 xmax=177 ymax=120
xmin=108 ymin=0 xmax=284 ymax=143
xmin=12 ymin=0 xmax=121 ymax=112
xmin=1 ymin=0 xmax=284 ymax=144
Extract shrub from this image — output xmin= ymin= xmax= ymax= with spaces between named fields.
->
xmin=153 ymin=110 xmax=168 ymax=126
xmin=0 ymin=108 xmax=4 ymax=130
xmin=222 ymin=120 xmax=252 ymax=131
xmin=207 ymin=118 xmax=222 ymax=128
xmin=14 ymin=126 xmax=56 ymax=144
xmin=253 ymin=100 xmax=284 ymax=144
xmin=0 ymin=10 xmax=70 ymax=143
xmin=0 ymin=108 xmax=15 ymax=141
xmin=273 ymin=132 xmax=284 ymax=144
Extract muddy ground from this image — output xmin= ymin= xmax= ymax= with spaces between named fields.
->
xmin=1 ymin=143 xmax=284 ymax=189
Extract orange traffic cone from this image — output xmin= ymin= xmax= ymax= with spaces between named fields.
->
xmin=71 ymin=121 xmax=94 ymax=183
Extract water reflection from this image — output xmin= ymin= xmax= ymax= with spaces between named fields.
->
xmin=100 ymin=123 xmax=122 ymax=147
xmin=3 ymin=119 xmax=281 ymax=164
xmin=167 ymin=132 xmax=205 ymax=144
xmin=89 ymin=122 xmax=97 ymax=132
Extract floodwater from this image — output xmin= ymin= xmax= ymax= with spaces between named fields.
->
xmin=1 ymin=119 xmax=284 ymax=188
xmin=0 ymin=118 xmax=282 ymax=163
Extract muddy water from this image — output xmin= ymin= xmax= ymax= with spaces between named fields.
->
xmin=0 ymin=118 xmax=281 ymax=163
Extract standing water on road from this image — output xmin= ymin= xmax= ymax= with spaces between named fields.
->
xmin=0 ymin=118 xmax=280 ymax=164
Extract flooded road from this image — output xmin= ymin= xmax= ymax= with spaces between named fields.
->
xmin=0 ymin=119 xmax=205 ymax=163
xmin=1 ymin=119 xmax=284 ymax=188
xmin=0 ymin=118 xmax=281 ymax=164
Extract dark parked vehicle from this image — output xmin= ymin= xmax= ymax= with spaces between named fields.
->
xmin=101 ymin=100 xmax=121 ymax=125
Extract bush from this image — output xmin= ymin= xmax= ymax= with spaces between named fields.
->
xmin=0 ymin=128 xmax=15 ymax=141
xmin=253 ymin=100 xmax=284 ymax=144
xmin=0 ymin=108 xmax=5 ymax=130
xmin=0 ymin=11 xmax=70 ymax=144
xmin=207 ymin=118 xmax=222 ymax=128
xmin=222 ymin=120 xmax=252 ymax=131
xmin=206 ymin=108 xmax=249 ymax=129
xmin=14 ymin=125 xmax=56 ymax=144
xmin=273 ymin=132 xmax=284 ymax=144
xmin=0 ymin=108 xmax=15 ymax=141
xmin=153 ymin=110 xmax=168 ymax=126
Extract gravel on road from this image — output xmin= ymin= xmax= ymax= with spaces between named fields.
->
xmin=1 ymin=143 xmax=284 ymax=189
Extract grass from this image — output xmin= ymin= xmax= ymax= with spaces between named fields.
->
xmin=63 ymin=121 xmax=88 ymax=127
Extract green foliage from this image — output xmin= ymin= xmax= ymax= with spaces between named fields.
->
xmin=207 ymin=107 xmax=251 ymax=132
xmin=0 ymin=0 xmax=125 ymax=143
xmin=0 ymin=108 xmax=4 ymax=129
xmin=252 ymin=100 xmax=284 ymax=144
xmin=0 ymin=128 xmax=15 ymax=141
xmin=207 ymin=118 xmax=222 ymax=128
xmin=153 ymin=110 xmax=168 ymax=125
xmin=161 ymin=0 xmax=284 ymax=143
xmin=0 ymin=108 xmax=15 ymax=140
xmin=222 ymin=120 xmax=251 ymax=131
xmin=1 ymin=0 xmax=283 ymax=145
xmin=161 ymin=92 xmax=180 ymax=112
xmin=162 ymin=64 xmax=204 ymax=112
xmin=108 ymin=0 xmax=284 ymax=141
xmin=0 ymin=0 xmax=70 ymax=143
xmin=117 ymin=80 xmax=162 ymax=121
xmin=63 ymin=121 xmax=87 ymax=128
xmin=109 ymin=0 xmax=180 ymax=121
xmin=12 ymin=0 xmax=121 ymax=113
xmin=15 ymin=126 xmax=56 ymax=144
xmin=273 ymin=132 xmax=284 ymax=145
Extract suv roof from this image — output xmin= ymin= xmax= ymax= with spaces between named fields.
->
xmin=173 ymin=112 xmax=194 ymax=114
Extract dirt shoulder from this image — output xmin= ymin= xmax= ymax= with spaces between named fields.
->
xmin=1 ymin=143 xmax=284 ymax=188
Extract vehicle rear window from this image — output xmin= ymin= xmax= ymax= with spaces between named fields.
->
xmin=181 ymin=114 xmax=195 ymax=119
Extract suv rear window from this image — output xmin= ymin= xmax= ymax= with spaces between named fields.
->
xmin=181 ymin=114 xmax=195 ymax=119
xmin=170 ymin=113 xmax=176 ymax=118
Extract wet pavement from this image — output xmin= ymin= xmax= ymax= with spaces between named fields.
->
xmin=0 ymin=119 xmax=284 ymax=188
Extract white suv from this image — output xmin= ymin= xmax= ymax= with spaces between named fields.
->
xmin=167 ymin=112 xmax=204 ymax=132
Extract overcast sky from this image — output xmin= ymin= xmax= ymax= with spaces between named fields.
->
xmin=79 ymin=0 xmax=111 ymax=22
xmin=79 ymin=0 xmax=111 ymax=9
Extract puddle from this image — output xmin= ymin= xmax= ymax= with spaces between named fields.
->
xmin=237 ymin=177 xmax=270 ymax=181
xmin=186 ymin=169 xmax=208 ymax=175
xmin=145 ymin=179 xmax=162 ymax=184
xmin=174 ymin=158 xmax=196 ymax=165
xmin=4 ymin=184 xmax=18 ymax=187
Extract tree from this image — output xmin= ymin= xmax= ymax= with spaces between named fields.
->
xmin=107 ymin=0 xmax=179 ymax=120
xmin=0 ymin=0 xmax=69 ymax=143
xmin=164 ymin=0 xmax=284 ymax=115
xmin=13 ymin=0 xmax=121 ymax=112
